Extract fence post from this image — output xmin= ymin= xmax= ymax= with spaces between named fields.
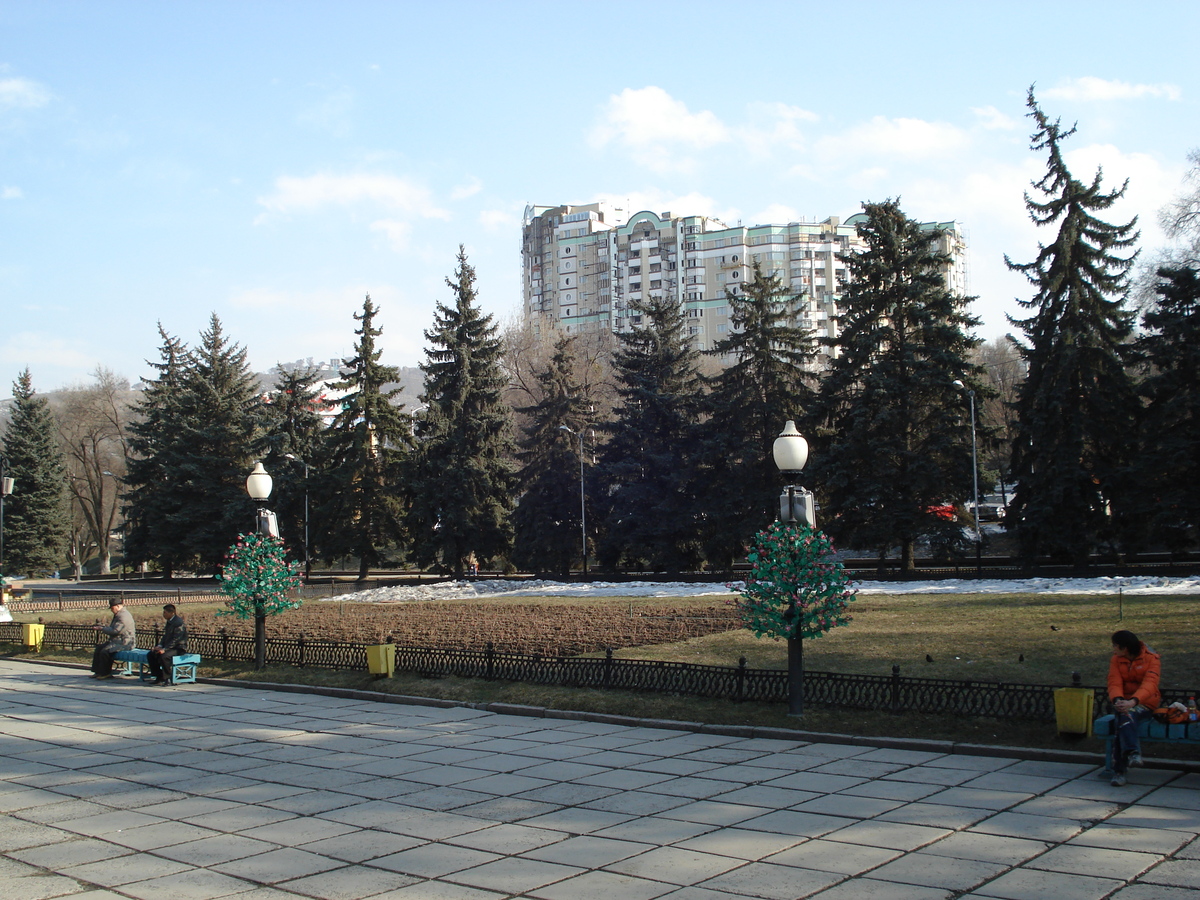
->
xmin=120 ymin=590 xmax=125 ymax=605
xmin=298 ymin=635 xmax=306 ymax=668
xmin=736 ymin=656 xmax=747 ymax=702
xmin=890 ymin=664 xmax=901 ymax=712
xmin=220 ymin=627 xmax=229 ymax=661
xmin=603 ymin=647 xmax=613 ymax=689
xmin=58 ymin=592 xmax=63 ymax=611
xmin=485 ymin=642 xmax=495 ymax=680
xmin=177 ymin=587 xmax=182 ymax=603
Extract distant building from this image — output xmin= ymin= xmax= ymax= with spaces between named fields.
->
xmin=522 ymin=202 xmax=967 ymax=364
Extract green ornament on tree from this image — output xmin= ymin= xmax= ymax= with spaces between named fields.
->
xmin=218 ymin=532 xmax=302 ymax=668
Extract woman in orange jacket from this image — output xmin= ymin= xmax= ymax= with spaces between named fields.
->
xmin=1105 ymin=629 xmax=1161 ymax=786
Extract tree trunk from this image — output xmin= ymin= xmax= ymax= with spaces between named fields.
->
xmin=901 ymin=540 xmax=916 ymax=574
xmin=254 ymin=603 xmax=266 ymax=670
xmin=99 ymin=553 xmax=111 ymax=576
xmin=357 ymin=556 xmax=369 ymax=582
xmin=788 ymin=636 xmax=804 ymax=717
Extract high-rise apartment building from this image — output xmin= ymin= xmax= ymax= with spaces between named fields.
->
xmin=521 ymin=202 xmax=967 ymax=361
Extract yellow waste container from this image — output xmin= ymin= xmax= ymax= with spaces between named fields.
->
xmin=1054 ymin=687 xmax=1094 ymax=736
xmin=366 ymin=643 xmax=395 ymax=678
xmin=21 ymin=623 xmax=45 ymax=652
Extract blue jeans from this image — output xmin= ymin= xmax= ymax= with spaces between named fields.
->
xmin=1108 ymin=705 xmax=1154 ymax=773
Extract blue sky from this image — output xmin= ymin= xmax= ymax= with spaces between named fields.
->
xmin=2 ymin=1 xmax=1197 ymax=395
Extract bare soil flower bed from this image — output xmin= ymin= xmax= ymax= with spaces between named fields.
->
xmin=175 ymin=601 xmax=743 ymax=656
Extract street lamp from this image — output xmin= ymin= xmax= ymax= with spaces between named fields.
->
xmin=558 ymin=425 xmax=587 ymax=577
xmin=773 ymin=420 xmax=814 ymax=527
xmin=245 ymin=461 xmax=279 ymax=538
xmin=409 ymin=404 xmax=429 ymax=437
xmin=0 ymin=455 xmax=13 ymax=577
xmin=284 ymin=454 xmax=311 ymax=579
xmin=953 ymin=380 xmax=983 ymax=576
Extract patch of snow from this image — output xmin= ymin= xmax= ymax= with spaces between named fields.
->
xmin=321 ymin=575 xmax=1200 ymax=604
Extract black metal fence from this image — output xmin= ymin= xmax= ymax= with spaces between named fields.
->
xmin=6 ymin=620 xmax=1153 ymax=722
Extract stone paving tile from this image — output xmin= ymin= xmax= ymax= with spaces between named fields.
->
xmin=763 ymin=838 xmax=901 ymax=875
xmin=593 ymin=816 xmax=718 ymax=847
xmin=1109 ymin=885 xmax=1200 ymax=900
xmin=868 ymin=852 xmax=1009 ymax=891
xmin=807 ymin=759 xmax=909 ymax=779
xmin=1105 ymin=804 xmax=1200 ymax=833
xmin=961 ymin=772 xmax=1073 ymax=794
xmin=1007 ymin=795 xmax=1119 ymax=821
xmin=153 ymin=833 xmax=283 ymax=866
xmin=117 ymin=868 xmax=259 ymax=900
xmin=453 ymin=772 xmax=554 ymax=796
xmin=880 ymin=766 xmax=980 ymax=787
xmin=632 ymin=759 xmax=726 ymax=778
xmin=1176 ymin=834 xmax=1200 ymax=858
xmin=60 ymin=853 xmax=193 ymax=887
xmin=605 ymin=846 xmax=745 ymax=885
xmin=810 ymin=879 xmax=953 ymax=899
xmin=517 ymin=783 xmax=617 ymax=806
xmin=523 ymin=834 xmax=654 ymax=868
xmin=920 ymin=786 xmax=1034 ymax=811
xmin=9 ymin=837 xmax=132 ymax=869
xmin=213 ymin=847 xmax=345 ymax=883
xmin=51 ymin=810 xmax=169 ymax=837
xmin=277 ymin=865 xmax=420 ymax=900
xmin=1028 ymin=844 xmax=1160 ymax=880
xmin=698 ymin=861 xmax=841 ymax=899
xmin=0 ymin=870 xmax=92 ymax=900
xmin=579 ymin=790 xmax=694 ymax=817
xmin=759 ymin=772 xmax=868 ymax=795
xmin=369 ymin=843 xmax=501 ymax=878
xmin=7 ymin=799 xmax=112 ymax=825
xmin=964 ymin=867 xmax=1120 ymax=900
xmin=238 ymin=817 xmax=358 ymax=846
xmin=877 ymin=801 xmax=992 ymax=829
xmin=447 ymin=823 xmax=567 ymax=855
xmin=105 ymin=821 xmax=224 ymax=852
xmin=373 ymin=881 xmax=506 ymax=899
xmin=971 ymin=811 xmax=1085 ymax=843
xmin=527 ymin=869 xmax=677 ymax=900
xmin=825 ymin=819 xmax=951 ymax=852
xmin=298 ymin=831 xmax=424 ymax=863
xmin=1141 ymin=786 xmax=1200 ymax=811
xmin=922 ymin=755 xmax=1014 ymax=772
xmin=186 ymin=805 xmax=297 ymax=833
xmin=643 ymin=778 xmax=743 ymax=801
xmin=519 ymin=807 xmax=636 ymax=835
xmin=791 ymin=794 xmax=905 ymax=820
xmin=1136 ymin=858 xmax=1200 ymax=889
xmin=920 ymin=831 xmax=1049 ymax=865
xmin=261 ymin=791 xmax=364 ymax=815
xmin=454 ymin=796 xmax=562 ymax=823
xmin=654 ymin=888 xmax=770 ymax=900
xmin=446 ymin=857 xmax=584 ymax=894
xmin=708 ymin=785 xmax=819 ymax=809
xmin=735 ymin=809 xmax=856 ymax=838
xmin=659 ymin=800 xmax=768 ymax=828
xmin=839 ymin=780 xmax=944 ymax=803
xmin=674 ymin=828 xmax=803 ymax=862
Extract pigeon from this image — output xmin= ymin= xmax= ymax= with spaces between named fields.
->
xmin=1050 ymin=625 xmax=1061 ymax=632
xmin=925 ymin=654 xmax=934 ymax=663
xmin=1019 ymin=654 xmax=1024 ymax=662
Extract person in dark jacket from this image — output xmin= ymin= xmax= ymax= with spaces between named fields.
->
xmin=147 ymin=604 xmax=188 ymax=686
xmin=90 ymin=598 xmax=135 ymax=679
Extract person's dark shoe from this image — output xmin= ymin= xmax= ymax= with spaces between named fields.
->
xmin=1111 ymin=773 xmax=1127 ymax=786
xmin=90 ymin=674 xmax=113 ymax=680
xmin=1128 ymin=753 xmax=1144 ymax=768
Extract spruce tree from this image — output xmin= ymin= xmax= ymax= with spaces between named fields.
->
xmin=511 ymin=336 xmax=591 ymax=578
xmin=1135 ymin=266 xmax=1200 ymax=550
xmin=595 ymin=294 xmax=705 ymax=572
xmin=410 ymin=248 xmax=516 ymax=578
xmin=1 ymin=370 xmax=70 ymax=576
xmin=124 ymin=326 xmax=190 ymax=577
xmin=314 ymin=297 xmax=410 ymax=580
xmin=698 ymin=262 xmax=817 ymax=567
xmin=1005 ymin=90 xmax=1141 ymax=565
xmin=176 ymin=315 xmax=266 ymax=572
xmin=263 ymin=365 xmax=325 ymax=574
xmin=810 ymin=199 xmax=984 ymax=573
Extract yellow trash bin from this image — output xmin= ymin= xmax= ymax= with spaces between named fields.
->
xmin=366 ymin=643 xmax=395 ymax=678
xmin=21 ymin=623 xmax=45 ymax=652
xmin=1054 ymin=687 xmax=1094 ymax=736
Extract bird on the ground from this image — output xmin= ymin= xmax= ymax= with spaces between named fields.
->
xmin=1050 ymin=625 xmax=1061 ymax=631
xmin=1019 ymin=654 xmax=1025 ymax=662
xmin=925 ymin=654 xmax=934 ymax=663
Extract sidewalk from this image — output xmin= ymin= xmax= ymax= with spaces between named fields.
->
xmin=3 ymin=658 xmax=1200 ymax=900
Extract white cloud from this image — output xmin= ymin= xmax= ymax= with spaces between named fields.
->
xmin=451 ymin=176 xmax=482 ymax=201
xmin=740 ymin=101 xmax=819 ymax=156
xmin=0 ymin=331 xmax=94 ymax=371
xmin=0 ymin=77 xmax=51 ymax=109
xmin=817 ymin=116 xmax=971 ymax=163
xmin=752 ymin=203 xmax=802 ymax=224
xmin=2 ymin=186 xmax=22 ymax=199
xmin=256 ymin=173 xmax=450 ymax=220
xmin=369 ymin=219 xmax=413 ymax=251
xmin=590 ymin=87 xmax=729 ymax=173
xmin=972 ymin=105 xmax=1019 ymax=131
xmin=1043 ymin=77 xmax=1182 ymax=102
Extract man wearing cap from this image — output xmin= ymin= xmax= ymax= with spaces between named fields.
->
xmin=90 ymin=599 xmax=136 ymax=679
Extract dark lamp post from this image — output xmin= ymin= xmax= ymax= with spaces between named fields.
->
xmin=0 ymin=456 xmax=13 ymax=577
xmin=243 ymin=461 xmax=275 ymax=669
xmin=284 ymin=454 xmax=311 ymax=579
xmin=772 ymin=420 xmax=814 ymax=717
xmin=954 ymin=380 xmax=982 ymax=576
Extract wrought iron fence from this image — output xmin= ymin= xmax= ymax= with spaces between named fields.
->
xmin=8 ymin=620 xmax=1173 ymax=722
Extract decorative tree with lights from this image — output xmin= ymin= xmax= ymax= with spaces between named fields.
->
xmin=736 ymin=520 xmax=856 ymax=716
xmin=218 ymin=532 xmax=302 ymax=669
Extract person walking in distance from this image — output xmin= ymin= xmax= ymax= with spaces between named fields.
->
xmin=1106 ymin=629 xmax=1161 ymax=786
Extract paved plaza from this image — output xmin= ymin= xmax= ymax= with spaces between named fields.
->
xmin=3 ymin=660 xmax=1200 ymax=900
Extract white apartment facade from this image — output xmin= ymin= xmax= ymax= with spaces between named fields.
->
xmin=521 ymin=202 xmax=968 ymax=361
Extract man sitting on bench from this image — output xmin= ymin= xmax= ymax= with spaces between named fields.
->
xmin=147 ymin=604 xmax=188 ymax=686
xmin=91 ymin=598 xmax=135 ymax=679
